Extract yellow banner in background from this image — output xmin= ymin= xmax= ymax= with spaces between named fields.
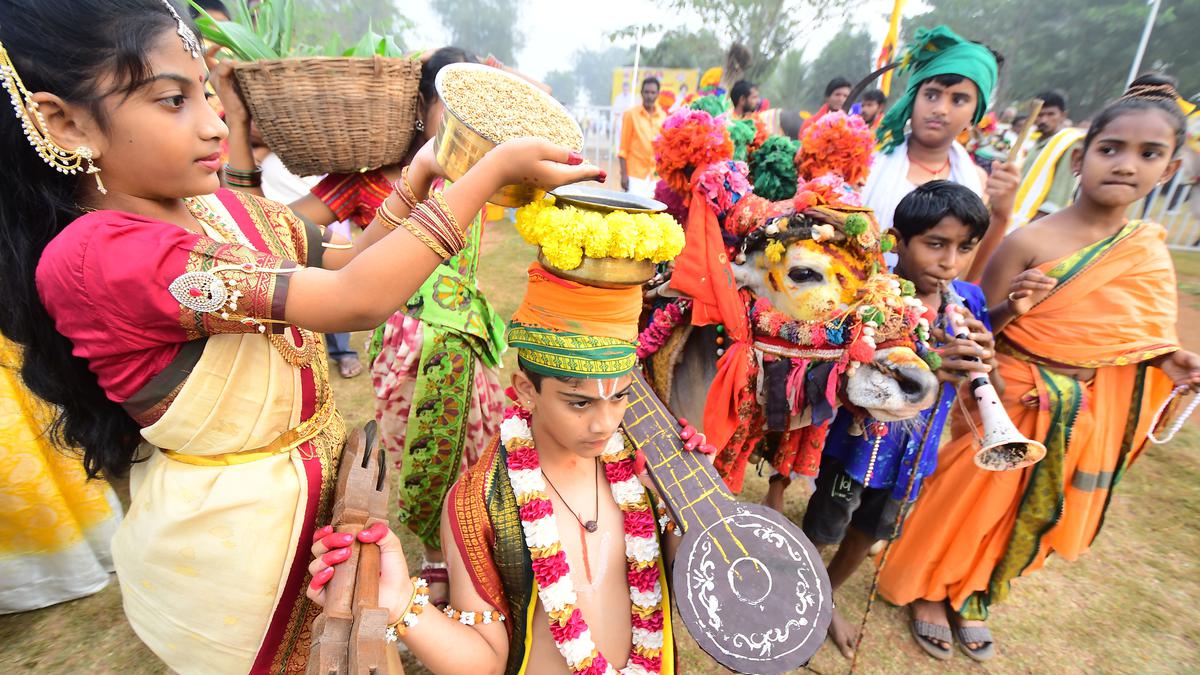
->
xmin=611 ymin=67 xmax=699 ymax=112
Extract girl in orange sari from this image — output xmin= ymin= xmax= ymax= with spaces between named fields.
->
xmin=883 ymin=75 xmax=1200 ymax=662
xmin=0 ymin=3 xmax=598 ymax=672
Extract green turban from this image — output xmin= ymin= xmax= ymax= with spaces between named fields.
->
xmin=876 ymin=25 xmax=998 ymax=153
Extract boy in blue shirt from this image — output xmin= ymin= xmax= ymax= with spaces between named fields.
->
xmin=802 ymin=181 xmax=1000 ymax=658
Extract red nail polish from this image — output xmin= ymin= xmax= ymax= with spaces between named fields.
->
xmin=678 ymin=418 xmax=689 ymax=427
xmin=598 ymin=169 xmax=608 ymax=182
xmin=310 ymin=567 xmax=334 ymax=590
xmin=323 ymin=532 xmax=354 ymax=548
xmin=322 ymin=547 xmax=351 ymax=565
xmin=313 ymin=525 xmax=333 ymax=543
xmin=358 ymin=522 xmax=387 ymax=543
xmin=567 ymin=151 xmax=583 ymax=165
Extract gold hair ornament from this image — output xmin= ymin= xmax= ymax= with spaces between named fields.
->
xmin=158 ymin=0 xmax=203 ymax=59
xmin=0 ymin=42 xmax=106 ymax=194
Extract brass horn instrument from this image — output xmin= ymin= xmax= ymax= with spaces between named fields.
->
xmin=944 ymin=285 xmax=1047 ymax=471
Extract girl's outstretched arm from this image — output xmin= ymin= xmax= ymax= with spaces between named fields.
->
xmin=283 ymin=138 xmax=599 ymax=332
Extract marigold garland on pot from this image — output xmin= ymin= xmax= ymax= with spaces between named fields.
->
xmin=514 ymin=194 xmax=685 ymax=272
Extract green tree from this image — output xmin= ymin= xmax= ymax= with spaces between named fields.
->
xmin=642 ymin=28 xmax=728 ymax=70
xmin=573 ymin=46 xmax=634 ymax=106
xmin=905 ymin=0 xmax=1199 ymax=118
xmin=762 ymin=49 xmax=808 ymax=110
xmin=292 ymin=0 xmax=410 ymax=50
xmin=790 ymin=26 xmax=874 ymax=110
xmin=661 ymin=0 xmax=856 ymax=82
xmin=544 ymin=70 xmax=580 ymax=106
xmin=430 ymin=0 xmax=525 ymax=65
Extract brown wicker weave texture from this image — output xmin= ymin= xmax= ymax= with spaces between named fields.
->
xmin=233 ymin=56 xmax=421 ymax=176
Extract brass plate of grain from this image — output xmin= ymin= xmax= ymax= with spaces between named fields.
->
xmin=435 ymin=63 xmax=584 ymax=208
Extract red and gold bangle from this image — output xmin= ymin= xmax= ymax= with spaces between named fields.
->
xmin=223 ymin=163 xmax=262 ymax=188
xmin=428 ymin=192 xmax=465 ymax=249
xmin=411 ymin=193 xmax=465 ymax=256
xmin=393 ymin=165 xmax=420 ymax=210
xmin=405 ymin=206 xmax=456 ymax=255
xmin=380 ymin=203 xmax=451 ymax=259
xmin=375 ymin=202 xmax=405 ymax=232
xmin=409 ymin=206 xmax=462 ymax=259
xmin=404 ymin=220 xmax=451 ymax=260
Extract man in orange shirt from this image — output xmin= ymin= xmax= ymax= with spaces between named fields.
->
xmin=619 ymin=76 xmax=666 ymax=198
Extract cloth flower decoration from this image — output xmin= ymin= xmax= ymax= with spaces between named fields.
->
xmin=796 ymin=111 xmax=875 ymax=186
xmin=747 ymin=135 xmax=800 ymax=201
xmin=654 ymin=108 xmax=734 ymax=198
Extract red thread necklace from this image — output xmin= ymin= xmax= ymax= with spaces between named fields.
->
xmin=908 ymin=151 xmax=951 ymax=177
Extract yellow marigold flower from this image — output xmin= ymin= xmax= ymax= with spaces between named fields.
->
xmin=513 ymin=195 xmax=686 ymax=270
xmin=765 ymin=240 xmax=786 ymax=264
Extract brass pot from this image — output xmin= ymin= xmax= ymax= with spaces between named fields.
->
xmin=537 ymin=251 xmax=657 ymax=289
xmin=535 ymin=185 xmax=668 ymax=288
xmin=434 ymin=63 xmax=583 ymax=208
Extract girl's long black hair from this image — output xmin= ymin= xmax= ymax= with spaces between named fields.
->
xmin=0 ymin=0 xmax=188 ymax=478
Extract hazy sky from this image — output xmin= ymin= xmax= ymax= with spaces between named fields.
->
xmin=402 ymin=0 xmax=926 ymax=81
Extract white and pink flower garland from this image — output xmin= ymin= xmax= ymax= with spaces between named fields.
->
xmin=501 ymin=407 xmax=665 ymax=675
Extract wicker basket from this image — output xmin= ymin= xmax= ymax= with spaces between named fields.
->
xmin=233 ymin=56 xmax=421 ymax=176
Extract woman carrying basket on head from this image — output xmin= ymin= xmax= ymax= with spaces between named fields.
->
xmin=0 ymin=2 xmax=600 ymax=671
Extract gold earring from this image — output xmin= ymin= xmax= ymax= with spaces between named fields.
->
xmin=80 ymin=147 xmax=106 ymax=194
xmin=2 ymin=44 xmax=106 ymax=194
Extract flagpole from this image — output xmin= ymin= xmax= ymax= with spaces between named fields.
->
xmin=1126 ymin=0 xmax=1161 ymax=87
xmin=632 ymin=25 xmax=643 ymax=99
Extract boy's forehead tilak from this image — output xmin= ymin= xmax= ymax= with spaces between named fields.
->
xmin=562 ymin=379 xmax=631 ymax=401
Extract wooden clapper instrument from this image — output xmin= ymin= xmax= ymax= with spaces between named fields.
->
xmin=623 ymin=371 xmax=833 ymax=674
xmin=307 ymin=422 xmax=405 ymax=675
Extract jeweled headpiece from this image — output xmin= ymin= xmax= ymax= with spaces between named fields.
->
xmin=159 ymin=0 xmax=203 ymax=59
xmin=0 ymin=42 xmax=106 ymax=193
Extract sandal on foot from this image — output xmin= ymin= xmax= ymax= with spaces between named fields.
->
xmin=954 ymin=624 xmax=995 ymax=662
xmin=337 ymin=355 xmax=363 ymax=379
xmin=909 ymin=618 xmax=953 ymax=660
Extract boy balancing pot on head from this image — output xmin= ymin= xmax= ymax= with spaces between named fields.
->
xmin=309 ymin=260 xmax=718 ymax=674
xmin=880 ymin=74 xmax=1200 ymax=663
xmin=802 ymin=181 xmax=999 ymax=659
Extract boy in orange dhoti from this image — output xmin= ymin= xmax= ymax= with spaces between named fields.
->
xmin=881 ymin=76 xmax=1200 ymax=662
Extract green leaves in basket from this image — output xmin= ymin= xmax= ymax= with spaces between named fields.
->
xmin=342 ymin=24 xmax=405 ymax=58
xmin=190 ymin=0 xmax=294 ymax=60
xmin=190 ymin=0 xmax=403 ymax=60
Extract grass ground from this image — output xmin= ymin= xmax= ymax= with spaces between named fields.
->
xmin=3 ymin=228 xmax=1198 ymax=674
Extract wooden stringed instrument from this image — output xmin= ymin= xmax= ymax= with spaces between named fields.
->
xmin=623 ymin=370 xmax=833 ymax=674
xmin=307 ymin=422 xmax=405 ymax=675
